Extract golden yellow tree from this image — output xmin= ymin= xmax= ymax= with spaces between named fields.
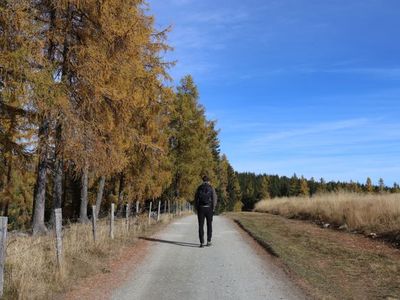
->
xmin=1 ymin=0 xmax=59 ymax=232
xmin=56 ymin=0 xmax=173 ymax=221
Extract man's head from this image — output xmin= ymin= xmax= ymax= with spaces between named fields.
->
xmin=202 ymin=175 xmax=210 ymax=183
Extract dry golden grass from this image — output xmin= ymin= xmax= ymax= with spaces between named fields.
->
xmin=4 ymin=213 xmax=174 ymax=299
xmin=254 ymin=192 xmax=400 ymax=235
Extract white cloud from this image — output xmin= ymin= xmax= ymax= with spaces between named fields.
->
xmin=250 ymin=118 xmax=369 ymax=146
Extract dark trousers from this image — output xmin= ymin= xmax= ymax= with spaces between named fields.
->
xmin=197 ymin=206 xmax=213 ymax=244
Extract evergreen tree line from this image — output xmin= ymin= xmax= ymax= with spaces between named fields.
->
xmin=0 ymin=0 xmax=242 ymax=233
xmin=237 ymin=172 xmax=400 ymax=210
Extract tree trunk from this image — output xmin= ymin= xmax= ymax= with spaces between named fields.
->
xmin=0 ymin=177 xmax=5 ymax=216
xmin=50 ymin=0 xmax=71 ymax=221
xmin=116 ymin=173 xmax=125 ymax=216
xmin=50 ymin=123 xmax=63 ymax=226
xmin=1 ymin=114 xmax=16 ymax=217
xmin=3 ymin=160 xmax=11 ymax=217
xmin=50 ymin=0 xmax=72 ymax=223
xmin=32 ymin=118 xmax=50 ymax=235
xmin=95 ymin=176 xmax=105 ymax=219
xmin=79 ymin=163 xmax=89 ymax=223
xmin=0 ymin=157 xmax=12 ymax=217
xmin=32 ymin=0 xmax=57 ymax=236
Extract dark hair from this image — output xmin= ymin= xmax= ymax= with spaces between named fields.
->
xmin=202 ymin=175 xmax=210 ymax=182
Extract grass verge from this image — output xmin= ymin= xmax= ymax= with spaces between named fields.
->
xmin=254 ymin=193 xmax=400 ymax=247
xmin=5 ymin=213 xmax=176 ymax=299
xmin=229 ymin=212 xmax=400 ymax=300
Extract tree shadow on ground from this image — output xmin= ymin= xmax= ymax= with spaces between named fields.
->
xmin=139 ymin=237 xmax=199 ymax=248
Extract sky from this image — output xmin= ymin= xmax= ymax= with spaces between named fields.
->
xmin=149 ymin=0 xmax=400 ymax=186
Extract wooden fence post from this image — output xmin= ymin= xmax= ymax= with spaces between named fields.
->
xmin=148 ymin=202 xmax=152 ymax=225
xmin=110 ymin=203 xmax=115 ymax=239
xmin=157 ymin=201 xmax=161 ymax=222
xmin=92 ymin=205 xmax=97 ymax=242
xmin=126 ymin=203 xmax=130 ymax=231
xmin=54 ymin=208 xmax=63 ymax=267
xmin=0 ymin=217 xmax=8 ymax=298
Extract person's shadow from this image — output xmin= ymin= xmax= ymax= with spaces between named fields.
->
xmin=139 ymin=237 xmax=199 ymax=248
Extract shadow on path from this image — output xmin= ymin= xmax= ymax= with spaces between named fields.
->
xmin=139 ymin=237 xmax=199 ymax=248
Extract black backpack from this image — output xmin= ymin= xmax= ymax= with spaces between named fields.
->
xmin=198 ymin=183 xmax=213 ymax=206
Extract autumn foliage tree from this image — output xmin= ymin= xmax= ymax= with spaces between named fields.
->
xmin=166 ymin=75 xmax=216 ymax=204
xmin=1 ymin=1 xmax=237 ymax=233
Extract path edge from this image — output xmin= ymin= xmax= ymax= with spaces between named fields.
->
xmin=233 ymin=219 xmax=279 ymax=257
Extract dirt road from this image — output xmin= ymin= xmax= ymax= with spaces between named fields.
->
xmin=112 ymin=215 xmax=305 ymax=300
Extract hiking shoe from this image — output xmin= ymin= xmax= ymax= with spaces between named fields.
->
xmin=206 ymin=242 xmax=212 ymax=247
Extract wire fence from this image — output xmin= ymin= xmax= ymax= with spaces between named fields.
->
xmin=0 ymin=200 xmax=193 ymax=297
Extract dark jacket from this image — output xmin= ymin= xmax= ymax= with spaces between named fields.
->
xmin=194 ymin=182 xmax=217 ymax=211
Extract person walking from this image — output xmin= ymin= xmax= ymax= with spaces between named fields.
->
xmin=194 ymin=175 xmax=217 ymax=248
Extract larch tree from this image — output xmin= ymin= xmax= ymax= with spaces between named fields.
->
xmin=1 ymin=0 xmax=235 ymax=231
xmin=257 ymin=176 xmax=270 ymax=200
xmin=299 ymin=176 xmax=310 ymax=197
xmin=123 ymin=84 xmax=173 ymax=213
xmin=289 ymin=174 xmax=300 ymax=196
xmin=392 ymin=182 xmax=400 ymax=193
xmin=366 ymin=177 xmax=373 ymax=193
xmin=226 ymin=163 xmax=242 ymax=211
xmin=168 ymin=75 xmax=215 ymax=204
xmin=317 ymin=178 xmax=327 ymax=194
xmin=215 ymin=155 xmax=229 ymax=213
xmin=378 ymin=178 xmax=385 ymax=193
xmin=52 ymin=0 xmax=172 ymax=222
xmin=0 ymin=0 xmax=35 ymax=217
xmin=1 ymin=0 xmax=60 ymax=233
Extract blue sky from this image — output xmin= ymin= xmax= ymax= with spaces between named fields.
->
xmin=149 ymin=0 xmax=400 ymax=186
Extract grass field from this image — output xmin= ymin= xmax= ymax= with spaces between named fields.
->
xmin=230 ymin=212 xmax=400 ymax=300
xmin=5 ymin=214 xmax=173 ymax=299
xmin=254 ymin=193 xmax=400 ymax=243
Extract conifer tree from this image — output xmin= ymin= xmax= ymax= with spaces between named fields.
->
xmin=215 ymin=155 xmax=229 ymax=213
xmin=366 ymin=177 xmax=373 ymax=193
xmin=1 ymin=0 xmax=59 ymax=233
xmin=317 ymin=178 xmax=327 ymax=194
xmin=168 ymin=75 xmax=215 ymax=202
xmin=226 ymin=164 xmax=242 ymax=211
xmin=54 ymin=0 xmax=173 ymax=221
xmin=378 ymin=178 xmax=385 ymax=193
xmin=1 ymin=0 xmax=232 ymax=228
xmin=257 ymin=176 xmax=270 ymax=200
xmin=392 ymin=182 xmax=400 ymax=193
xmin=289 ymin=174 xmax=300 ymax=196
xmin=299 ymin=176 xmax=310 ymax=197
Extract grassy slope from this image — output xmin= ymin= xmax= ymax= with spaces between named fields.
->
xmin=254 ymin=193 xmax=400 ymax=243
xmin=229 ymin=212 xmax=400 ymax=300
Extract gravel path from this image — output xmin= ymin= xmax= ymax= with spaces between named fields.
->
xmin=112 ymin=215 xmax=305 ymax=300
